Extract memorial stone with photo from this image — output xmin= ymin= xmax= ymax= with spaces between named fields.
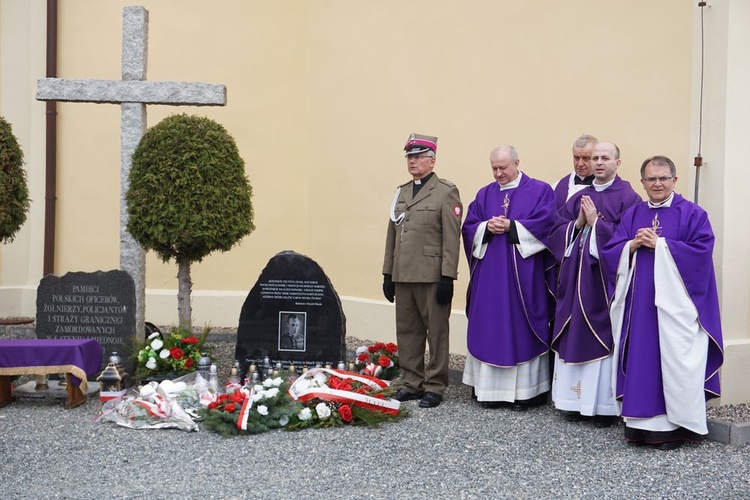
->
xmin=36 ymin=270 xmax=136 ymax=373
xmin=235 ymin=251 xmax=346 ymax=373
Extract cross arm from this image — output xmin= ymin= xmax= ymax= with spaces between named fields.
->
xmin=36 ymin=78 xmax=227 ymax=106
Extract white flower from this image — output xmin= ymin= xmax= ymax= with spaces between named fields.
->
xmin=272 ymin=377 xmax=283 ymax=387
xmin=298 ymin=408 xmax=312 ymax=421
xmin=257 ymin=405 xmax=268 ymax=416
xmin=293 ymin=378 xmax=311 ymax=391
xmin=150 ymin=338 xmax=163 ymax=350
xmin=253 ymin=384 xmax=265 ymax=393
xmin=315 ymin=402 xmax=331 ymax=419
xmin=279 ymin=415 xmax=289 ymax=427
xmin=264 ymin=388 xmax=279 ymax=399
xmin=148 ymin=331 xmax=160 ymax=340
xmin=159 ymin=349 xmax=170 ymax=359
xmin=313 ymin=373 xmax=327 ymax=387
xmin=356 ymin=346 xmax=368 ymax=356
xmin=251 ymin=392 xmax=264 ymax=403
xmin=263 ymin=378 xmax=274 ymax=388
xmin=145 ymin=357 xmax=157 ymax=370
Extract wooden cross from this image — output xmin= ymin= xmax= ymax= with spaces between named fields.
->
xmin=36 ymin=6 xmax=227 ymax=339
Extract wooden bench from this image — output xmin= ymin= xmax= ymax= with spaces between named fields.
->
xmin=0 ymin=338 xmax=103 ymax=409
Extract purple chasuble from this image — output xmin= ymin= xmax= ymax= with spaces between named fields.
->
xmin=463 ymin=175 xmax=556 ymax=367
xmin=553 ymin=174 xmax=572 ymax=210
xmin=600 ymin=194 xmax=724 ymax=418
xmin=549 ymin=176 xmax=640 ymax=363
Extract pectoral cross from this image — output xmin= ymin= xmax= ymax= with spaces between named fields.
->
xmin=502 ymin=193 xmax=510 ymax=217
xmin=651 ymin=212 xmax=663 ymax=236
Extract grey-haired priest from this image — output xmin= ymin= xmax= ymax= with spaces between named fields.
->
xmin=382 ymin=133 xmax=463 ymax=409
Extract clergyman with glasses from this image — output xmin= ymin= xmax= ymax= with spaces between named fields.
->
xmin=548 ymin=141 xmax=641 ymax=427
xmin=602 ymin=155 xmax=724 ymax=450
xmin=382 ymin=133 xmax=462 ymax=409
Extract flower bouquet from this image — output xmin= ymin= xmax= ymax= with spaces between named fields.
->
xmin=134 ymin=326 xmax=210 ymax=381
xmin=354 ymin=342 xmax=400 ymax=380
xmin=198 ymin=368 xmax=410 ymax=437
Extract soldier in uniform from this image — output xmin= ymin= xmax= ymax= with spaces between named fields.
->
xmin=382 ymin=133 xmax=463 ymax=408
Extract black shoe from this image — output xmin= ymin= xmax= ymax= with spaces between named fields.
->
xmin=655 ymin=440 xmax=684 ymax=451
xmin=394 ymin=389 xmax=424 ymax=402
xmin=418 ymin=391 xmax=442 ymax=408
xmin=593 ymin=416 xmax=618 ymax=428
xmin=510 ymin=402 xmax=528 ymax=412
xmin=564 ymin=411 xmax=586 ymax=422
xmin=481 ymin=401 xmax=503 ymax=409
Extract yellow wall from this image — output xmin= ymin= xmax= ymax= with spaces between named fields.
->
xmin=38 ymin=0 xmax=692 ymax=307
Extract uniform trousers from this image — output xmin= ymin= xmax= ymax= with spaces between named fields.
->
xmin=395 ymin=282 xmax=451 ymax=396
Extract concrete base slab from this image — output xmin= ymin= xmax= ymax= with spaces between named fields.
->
xmin=12 ymin=380 xmax=100 ymax=401
xmin=707 ymin=419 xmax=750 ymax=446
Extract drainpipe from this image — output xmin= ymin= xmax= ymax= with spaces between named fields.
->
xmin=43 ymin=0 xmax=57 ymax=276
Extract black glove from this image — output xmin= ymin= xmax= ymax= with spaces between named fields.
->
xmin=382 ymin=274 xmax=395 ymax=303
xmin=435 ymin=276 xmax=454 ymax=305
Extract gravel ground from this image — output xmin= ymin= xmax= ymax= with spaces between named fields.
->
xmin=2 ymin=333 xmax=749 ymax=499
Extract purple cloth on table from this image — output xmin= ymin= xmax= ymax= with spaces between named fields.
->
xmin=463 ymin=174 xmax=556 ymax=367
xmin=0 ymin=338 xmax=103 ymax=387
xmin=600 ymin=194 xmax=724 ymax=417
xmin=549 ymin=176 xmax=641 ymax=363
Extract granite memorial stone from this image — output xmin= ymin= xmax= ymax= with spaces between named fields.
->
xmin=235 ymin=251 xmax=346 ymax=372
xmin=36 ymin=270 xmax=136 ymax=373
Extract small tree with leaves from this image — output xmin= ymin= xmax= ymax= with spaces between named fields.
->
xmin=0 ymin=116 xmax=30 ymax=244
xmin=126 ymin=114 xmax=254 ymax=329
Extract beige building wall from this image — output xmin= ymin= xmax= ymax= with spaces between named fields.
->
xmin=2 ymin=1 xmax=748 ymax=402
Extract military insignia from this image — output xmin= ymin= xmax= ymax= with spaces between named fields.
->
xmin=453 ymin=205 xmax=461 ymax=216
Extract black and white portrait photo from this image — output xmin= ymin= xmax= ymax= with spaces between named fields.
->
xmin=279 ymin=312 xmax=306 ymax=351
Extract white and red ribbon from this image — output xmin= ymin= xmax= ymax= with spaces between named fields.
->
xmin=237 ymin=386 xmax=254 ymax=431
xmin=288 ymin=368 xmax=400 ymax=416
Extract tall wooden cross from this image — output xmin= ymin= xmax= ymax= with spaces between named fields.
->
xmin=36 ymin=6 xmax=227 ymax=340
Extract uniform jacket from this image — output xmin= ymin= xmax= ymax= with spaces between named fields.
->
xmin=383 ymin=173 xmax=462 ymax=283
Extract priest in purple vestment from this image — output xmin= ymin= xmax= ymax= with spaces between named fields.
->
xmin=551 ymin=134 xmax=598 ymax=210
xmin=462 ymin=145 xmax=556 ymax=411
xmin=549 ymin=141 xmax=641 ymax=427
xmin=601 ymin=155 xmax=723 ymax=451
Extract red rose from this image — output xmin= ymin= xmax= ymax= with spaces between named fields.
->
xmin=225 ymin=403 xmax=236 ymax=413
xmin=374 ymin=342 xmax=386 ymax=350
xmin=357 ymin=353 xmax=370 ymax=363
xmin=367 ymin=345 xmax=379 ymax=353
xmin=218 ymin=394 xmax=229 ymax=403
xmin=181 ymin=336 xmax=199 ymax=345
xmin=231 ymin=390 xmax=245 ymax=403
xmin=169 ymin=347 xmax=184 ymax=360
xmin=184 ymin=357 xmax=194 ymax=370
xmin=208 ymin=401 xmax=219 ymax=410
xmin=385 ymin=343 xmax=398 ymax=354
xmin=337 ymin=404 xmax=353 ymax=423
xmin=329 ymin=376 xmax=342 ymax=389
xmin=378 ymin=355 xmax=391 ymax=367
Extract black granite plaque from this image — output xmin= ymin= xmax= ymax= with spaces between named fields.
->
xmin=36 ymin=270 xmax=136 ymax=372
xmin=235 ymin=251 xmax=346 ymax=371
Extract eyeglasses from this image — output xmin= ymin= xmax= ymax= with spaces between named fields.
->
xmin=642 ymin=176 xmax=674 ymax=184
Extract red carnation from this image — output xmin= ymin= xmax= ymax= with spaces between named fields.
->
xmin=357 ymin=353 xmax=370 ymax=363
xmin=218 ymin=394 xmax=230 ymax=403
xmin=367 ymin=345 xmax=379 ymax=353
xmin=337 ymin=404 xmax=353 ymax=423
xmin=231 ymin=390 xmax=245 ymax=403
xmin=385 ymin=343 xmax=398 ymax=354
xmin=184 ymin=357 xmax=194 ymax=370
xmin=181 ymin=336 xmax=199 ymax=345
xmin=208 ymin=401 xmax=219 ymax=410
xmin=169 ymin=347 xmax=184 ymax=360
xmin=374 ymin=342 xmax=386 ymax=350
xmin=225 ymin=403 xmax=236 ymax=413
xmin=378 ymin=355 xmax=391 ymax=367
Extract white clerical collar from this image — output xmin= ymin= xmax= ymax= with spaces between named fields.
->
xmin=592 ymin=177 xmax=615 ymax=192
xmin=648 ymin=192 xmax=675 ymax=208
xmin=499 ymin=171 xmax=523 ymax=190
